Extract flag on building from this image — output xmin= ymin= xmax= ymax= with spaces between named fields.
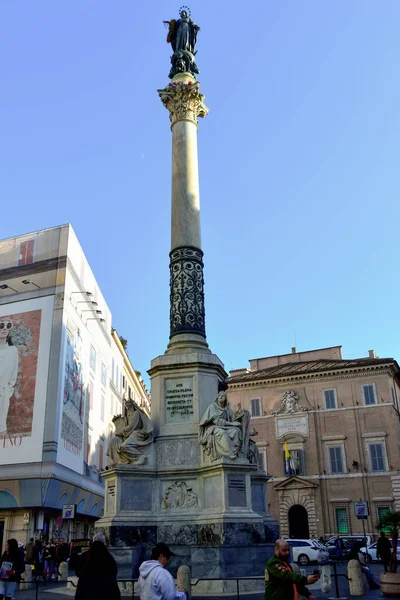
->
xmin=284 ymin=441 xmax=291 ymax=475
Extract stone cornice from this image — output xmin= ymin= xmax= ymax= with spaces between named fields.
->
xmin=228 ymin=362 xmax=396 ymax=390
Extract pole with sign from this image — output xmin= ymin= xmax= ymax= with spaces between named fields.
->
xmin=354 ymin=501 xmax=369 ymax=544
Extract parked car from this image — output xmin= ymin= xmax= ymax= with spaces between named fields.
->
xmin=325 ymin=535 xmax=372 ymax=560
xmin=69 ymin=538 xmax=91 ymax=568
xmin=285 ymin=539 xmax=326 ymax=565
xmin=361 ymin=540 xmax=400 ymax=564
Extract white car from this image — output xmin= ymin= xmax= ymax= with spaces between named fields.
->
xmin=286 ymin=539 xmax=327 ymax=566
xmin=361 ymin=540 xmax=400 ymax=563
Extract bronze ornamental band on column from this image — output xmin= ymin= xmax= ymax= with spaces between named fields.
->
xmin=169 ymin=246 xmax=205 ymax=338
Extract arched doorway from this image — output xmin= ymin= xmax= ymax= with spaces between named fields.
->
xmin=288 ymin=505 xmax=309 ymax=538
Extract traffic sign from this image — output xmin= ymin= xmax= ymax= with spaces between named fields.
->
xmin=62 ymin=504 xmax=76 ymax=519
xmin=354 ymin=501 xmax=369 ymax=518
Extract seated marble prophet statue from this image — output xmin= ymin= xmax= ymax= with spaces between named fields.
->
xmin=199 ymin=391 xmax=251 ymax=461
xmin=107 ymin=399 xmax=153 ymax=465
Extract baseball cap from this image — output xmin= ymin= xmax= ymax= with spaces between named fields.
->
xmin=151 ymin=543 xmax=174 ymax=559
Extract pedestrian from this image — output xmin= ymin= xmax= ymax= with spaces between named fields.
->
xmin=265 ymin=539 xmax=319 ymax=600
xmin=0 ymin=538 xmax=25 ymax=600
xmin=43 ymin=541 xmax=56 ymax=580
xmin=347 ymin=542 xmax=379 ymax=590
xmin=57 ymin=539 xmax=70 ymax=565
xmin=334 ymin=535 xmax=345 ymax=563
xmin=376 ymin=531 xmax=392 ymax=573
xmin=74 ymin=534 xmax=120 ymax=600
xmin=138 ymin=543 xmax=186 ymax=600
xmin=25 ymin=538 xmax=35 ymax=565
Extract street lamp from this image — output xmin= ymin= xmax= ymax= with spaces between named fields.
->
xmin=22 ymin=279 xmax=41 ymax=289
xmin=0 ymin=284 xmax=18 ymax=293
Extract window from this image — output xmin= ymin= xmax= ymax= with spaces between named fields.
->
xmin=99 ymin=444 xmax=104 ymax=470
xmin=123 ymin=375 xmax=126 ymax=390
xmin=258 ymin=448 xmax=267 ymax=472
xmin=283 ymin=448 xmax=305 ymax=476
xmin=324 ymin=389 xmax=337 ymax=409
xmin=88 ymin=380 xmax=94 ymax=410
xmin=90 ymin=345 xmax=96 ymax=371
xmin=328 ymin=446 xmax=344 ymax=474
xmin=18 ymin=239 xmax=35 ymax=266
xmin=116 ymin=366 xmax=119 ymax=389
xmin=377 ymin=506 xmax=391 ymax=532
xmin=368 ymin=442 xmax=386 ymax=472
xmin=250 ymin=398 xmax=261 ymax=417
xmin=111 ymin=358 xmax=115 ymax=383
xmin=363 ymin=384 xmax=376 ymax=405
xmin=101 ymin=363 xmax=107 ymax=386
xmin=87 ymin=433 xmax=91 ymax=464
xmin=335 ymin=507 xmax=350 ymax=534
xmin=100 ymin=395 xmax=105 ymax=422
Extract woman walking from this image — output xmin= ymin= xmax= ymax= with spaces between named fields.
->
xmin=0 ymin=538 xmax=25 ymax=600
xmin=75 ymin=535 xmax=120 ymax=600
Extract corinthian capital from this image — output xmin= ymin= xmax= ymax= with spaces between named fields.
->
xmin=158 ymin=77 xmax=209 ymax=126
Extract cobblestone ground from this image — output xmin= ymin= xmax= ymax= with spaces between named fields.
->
xmin=16 ymin=563 xmax=385 ymax=600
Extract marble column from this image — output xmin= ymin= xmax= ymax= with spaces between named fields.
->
xmin=158 ymin=72 xmax=209 ymax=352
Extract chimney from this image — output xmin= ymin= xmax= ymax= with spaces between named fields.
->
xmin=291 ymin=347 xmax=297 ymax=354
xmin=368 ymin=349 xmax=377 ymax=359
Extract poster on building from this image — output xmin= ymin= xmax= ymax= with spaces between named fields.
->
xmin=0 ymin=296 xmax=53 ymax=465
xmin=0 ymin=308 xmax=42 ymax=436
xmin=61 ymin=318 xmax=85 ymax=457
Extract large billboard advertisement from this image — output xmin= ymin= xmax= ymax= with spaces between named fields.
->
xmin=0 ymin=297 xmax=53 ymax=464
xmin=61 ymin=317 xmax=85 ymax=458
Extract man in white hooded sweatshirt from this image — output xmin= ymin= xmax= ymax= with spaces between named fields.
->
xmin=138 ymin=543 xmax=186 ymax=600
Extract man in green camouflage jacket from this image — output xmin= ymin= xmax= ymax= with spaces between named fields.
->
xmin=265 ymin=540 xmax=318 ymax=600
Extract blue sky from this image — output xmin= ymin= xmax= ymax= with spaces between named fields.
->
xmin=1 ymin=1 xmax=399 ymax=383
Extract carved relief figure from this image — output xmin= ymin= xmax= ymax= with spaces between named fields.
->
xmin=107 ymin=399 xmax=153 ymax=465
xmin=273 ymin=390 xmax=308 ymax=415
xmin=162 ymin=481 xmax=197 ymax=509
xmin=199 ymin=391 xmax=251 ymax=461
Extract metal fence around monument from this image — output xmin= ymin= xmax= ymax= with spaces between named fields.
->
xmin=21 ymin=563 xmax=347 ymax=600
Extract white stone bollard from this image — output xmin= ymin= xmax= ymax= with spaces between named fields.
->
xmin=20 ymin=564 xmax=33 ymax=590
xmin=177 ymin=565 xmax=191 ymax=600
xmin=59 ymin=561 xmax=69 ymax=582
xmin=348 ymin=559 xmax=364 ymax=596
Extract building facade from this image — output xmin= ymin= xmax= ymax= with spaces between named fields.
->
xmin=112 ymin=329 xmax=151 ymax=418
xmin=0 ymin=224 xmax=149 ymax=550
xmin=227 ymin=346 xmax=400 ymax=541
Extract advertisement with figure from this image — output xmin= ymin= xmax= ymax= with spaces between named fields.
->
xmin=0 ymin=309 xmax=42 ymax=435
xmin=0 ymin=296 xmax=53 ymax=465
xmin=61 ymin=318 xmax=85 ymax=457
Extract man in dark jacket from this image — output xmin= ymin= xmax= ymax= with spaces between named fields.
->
xmin=376 ymin=531 xmax=392 ymax=573
xmin=265 ymin=540 xmax=318 ymax=600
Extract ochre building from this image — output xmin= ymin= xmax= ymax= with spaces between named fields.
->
xmin=227 ymin=346 xmax=400 ymax=540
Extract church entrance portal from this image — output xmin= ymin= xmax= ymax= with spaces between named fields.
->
xmin=288 ymin=505 xmax=309 ymax=538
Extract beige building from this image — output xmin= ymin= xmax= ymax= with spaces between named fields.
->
xmin=227 ymin=346 xmax=400 ymax=542
xmin=112 ymin=328 xmax=151 ymax=417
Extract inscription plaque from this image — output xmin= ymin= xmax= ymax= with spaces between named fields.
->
xmin=165 ymin=377 xmax=194 ymax=424
xmin=276 ymin=414 xmax=309 ymax=439
xmin=228 ymin=475 xmax=247 ymax=507
xmin=120 ymin=479 xmax=152 ymax=511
